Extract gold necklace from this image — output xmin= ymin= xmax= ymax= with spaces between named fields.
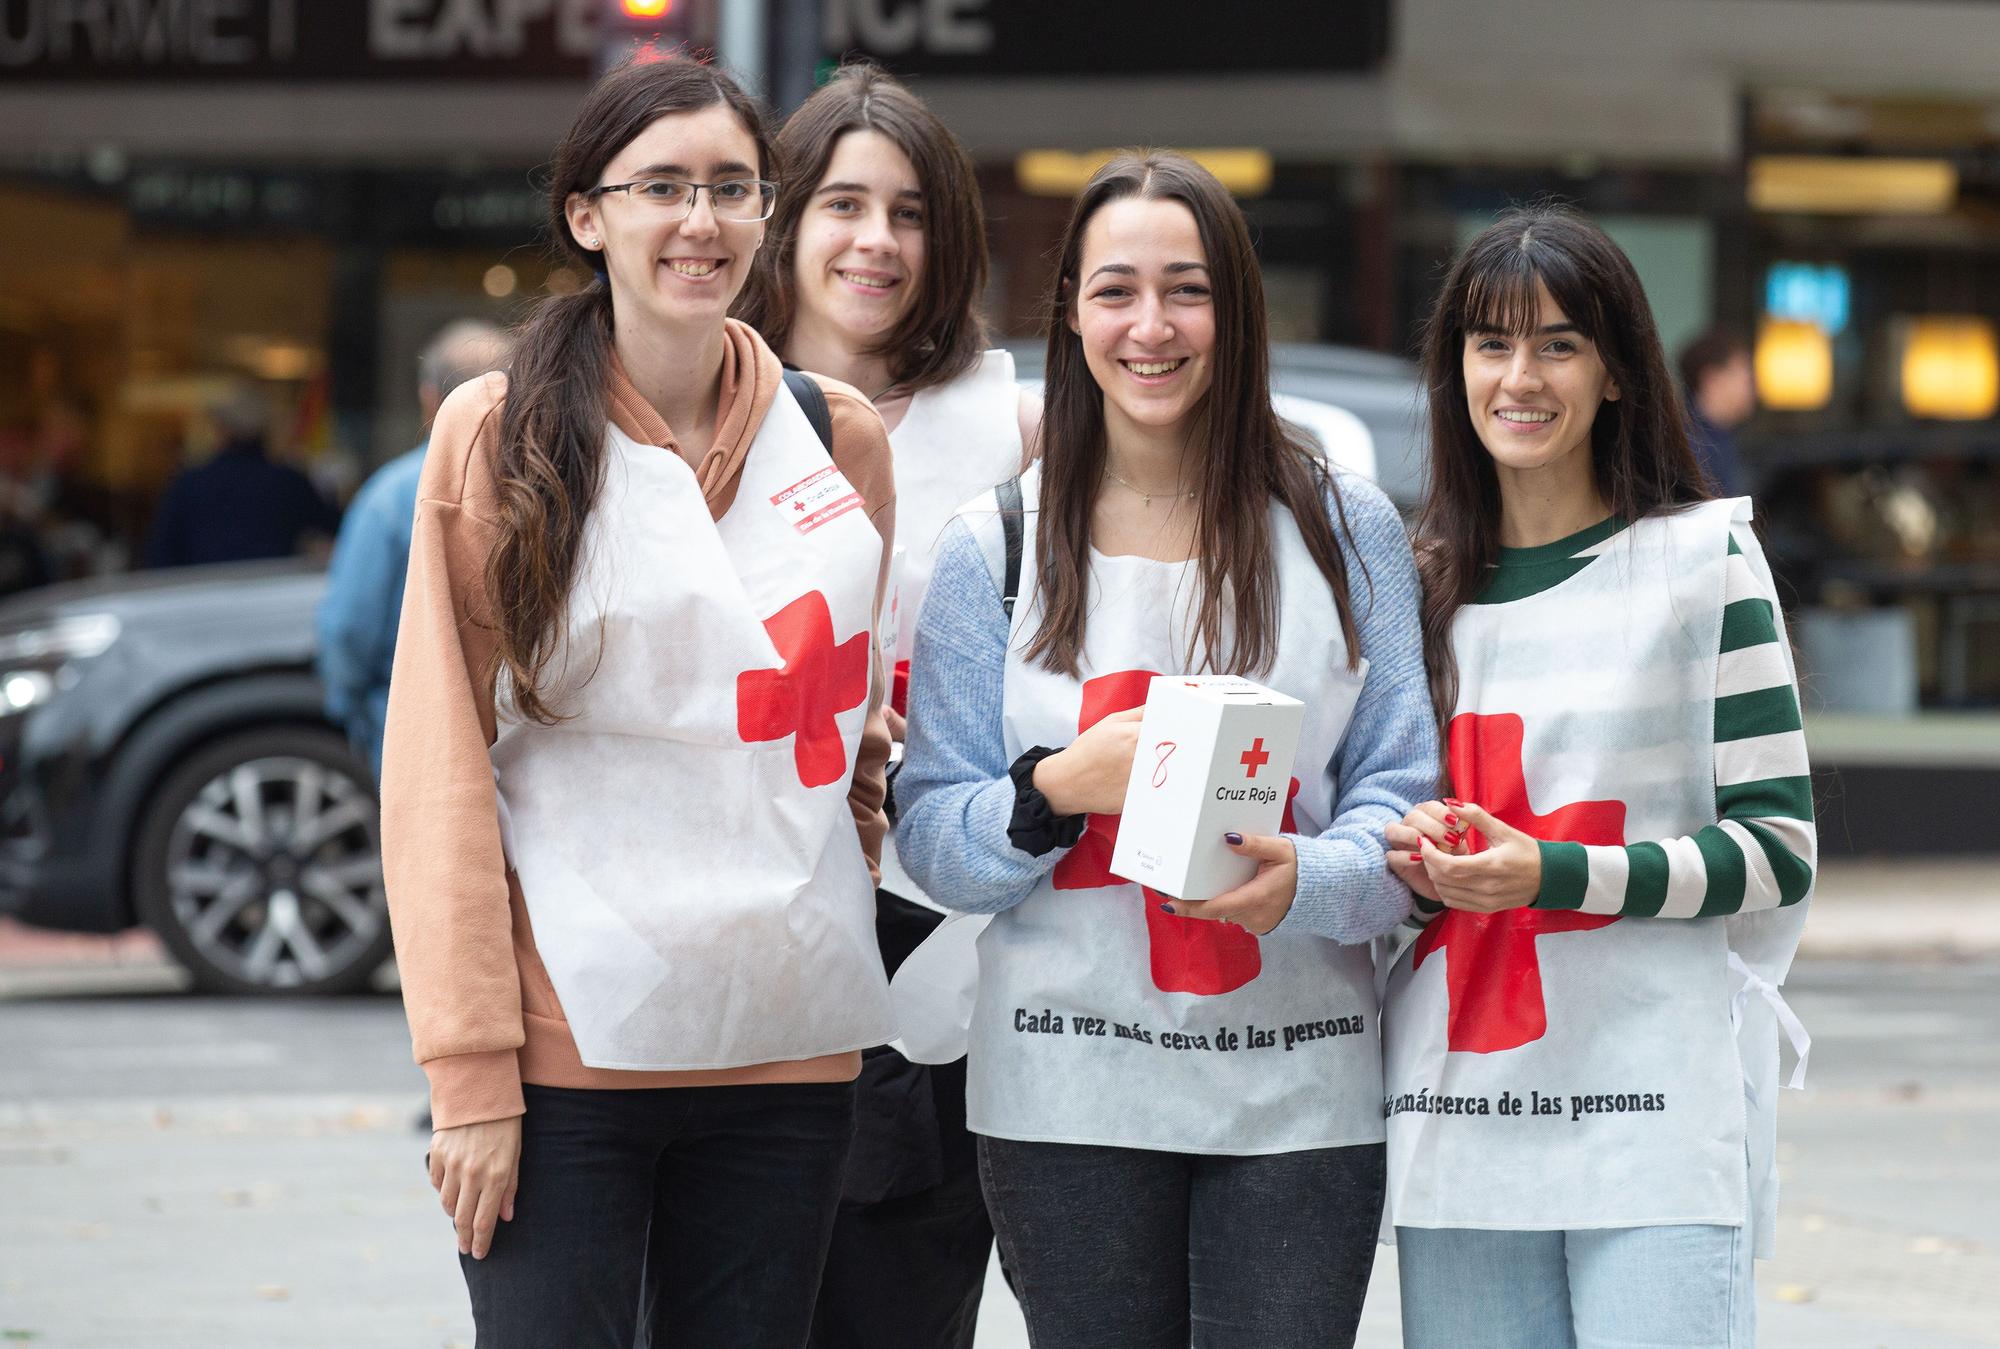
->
xmin=1103 ymin=464 xmax=1195 ymax=509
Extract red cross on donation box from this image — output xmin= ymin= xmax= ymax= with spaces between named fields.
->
xmin=736 ymin=590 xmax=871 ymax=789
xmin=1054 ymin=670 xmax=1298 ymax=996
xmin=1240 ymin=738 xmax=1271 ymax=778
xmin=1411 ymin=712 xmax=1623 ymax=1053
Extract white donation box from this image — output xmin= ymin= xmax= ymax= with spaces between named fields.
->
xmin=1109 ymin=676 xmax=1305 ymax=901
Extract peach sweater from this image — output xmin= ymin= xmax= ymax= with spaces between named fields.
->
xmin=380 ymin=320 xmax=895 ymax=1129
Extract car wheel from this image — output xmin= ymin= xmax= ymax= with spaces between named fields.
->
xmin=132 ymin=726 xmax=391 ymax=995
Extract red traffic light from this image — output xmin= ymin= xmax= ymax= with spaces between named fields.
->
xmin=601 ymin=0 xmax=692 ymax=71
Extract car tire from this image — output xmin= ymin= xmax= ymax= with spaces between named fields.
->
xmin=132 ymin=726 xmax=391 ymax=995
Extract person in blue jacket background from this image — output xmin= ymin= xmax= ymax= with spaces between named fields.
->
xmin=1678 ymin=327 xmax=1755 ymax=497
xmin=315 ymin=320 xmax=509 ymax=777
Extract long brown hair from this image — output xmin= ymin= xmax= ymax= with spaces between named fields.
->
xmin=1413 ymin=203 xmax=1711 ymax=726
xmin=490 ymin=59 xmax=775 ymax=724
xmin=1027 ymin=152 xmax=1362 ymax=677
xmin=733 ymin=62 xmax=987 ymax=393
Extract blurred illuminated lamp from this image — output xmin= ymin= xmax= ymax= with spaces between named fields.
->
xmin=1748 ymin=157 xmax=1956 ymax=215
xmin=1901 ymin=317 xmax=1999 ymax=421
xmin=603 ymin=0 xmax=690 ymax=65
xmin=1765 ymin=262 xmax=1850 ymax=336
xmin=1016 ymin=149 xmax=1274 ymax=197
xmin=1755 ymin=319 xmax=1833 ymax=412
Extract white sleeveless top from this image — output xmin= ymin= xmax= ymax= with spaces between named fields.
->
xmin=490 ymin=384 xmax=895 ymax=1071
xmin=1382 ymin=499 xmax=1808 ymax=1250
xmin=879 ymin=350 xmax=1025 ymax=906
xmin=959 ymin=462 xmax=1383 ymax=1154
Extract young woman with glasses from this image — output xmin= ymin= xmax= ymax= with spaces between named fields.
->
xmin=1381 ymin=205 xmax=1814 ymax=1348
xmin=893 ymin=153 xmax=1439 ymax=1348
xmin=380 ymin=59 xmax=898 ymax=1346
xmin=735 ymin=63 xmax=1035 ymax=1349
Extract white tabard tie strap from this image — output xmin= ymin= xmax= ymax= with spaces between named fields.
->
xmin=1728 ymin=951 xmax=1811 ymax=1103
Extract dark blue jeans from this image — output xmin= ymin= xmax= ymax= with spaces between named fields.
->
xmin=460 ymin=1080 xmax=857 ymax=1348
xmin=978 ymin=1134 xmax=1384 ymax=1349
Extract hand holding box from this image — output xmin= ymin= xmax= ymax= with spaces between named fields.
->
xmin=1109 ymin=676 xmax=1305 ymax=902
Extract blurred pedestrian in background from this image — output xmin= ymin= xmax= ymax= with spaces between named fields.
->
xmin=1680 ymin=327 xmax=1756 ymax=496
xmin=738 ymin=62 xmax=1034 ymax=1349
xmin=316 ymin=320 xmax=510 ymax=778
xmin=0 ymin=480 xmax=54 ymax=598
xmin=143 ymin=379 xmax=340 ymax=569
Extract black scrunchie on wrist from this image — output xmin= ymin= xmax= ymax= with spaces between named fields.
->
xmin=1007 ymin=747 xmax=1087 ymax=856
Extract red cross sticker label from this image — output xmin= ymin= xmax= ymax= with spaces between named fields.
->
xmin=770 ymin=465 xmax=864 ymax=535
xmin=1239 ymin=737 xmax=1271 ymax=778
xmin=736 ymin=590 xmax=871 ymax=788
xmin=1412 ymin=712 xmax=1623 ymax=1054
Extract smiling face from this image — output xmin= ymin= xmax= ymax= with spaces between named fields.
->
xmin=1461 ymin=280 xmax=1620 ymax=479
xmin=1071 ymin=196 xmax=1217 ymax=441
xmin=563 ymin=102 xmax=765 ymax=334
xmin=791 ymin=129 xmax=926 ymax=348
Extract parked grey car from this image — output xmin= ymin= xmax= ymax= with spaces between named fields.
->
xmin=0 ymin=563 xmax=389 ymax=994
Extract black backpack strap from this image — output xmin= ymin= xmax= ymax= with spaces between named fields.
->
xmin=996 ymin=475 xmax=1024 ymax=620
xmin=782 ymin=368 xmax=834 ymax=454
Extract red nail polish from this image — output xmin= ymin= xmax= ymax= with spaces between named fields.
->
xmin=1409 ymin=852 xmax=1422 ymax=862
xmin=1445 ymin=813 xmax=1459 ymax=827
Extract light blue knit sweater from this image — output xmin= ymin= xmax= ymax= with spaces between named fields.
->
xmin=896 ymin=474 xmax=1440 ymax=944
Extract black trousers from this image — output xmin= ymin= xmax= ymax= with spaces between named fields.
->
xmin=978 ymin=1134 xmax=1385 ymax=1349
xmin=460 ymin=1079 xmax=856 ymax=1349
xmin=809 ymin=891 xmax=996 ymax=1349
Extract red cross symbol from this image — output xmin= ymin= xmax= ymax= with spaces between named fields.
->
xmin=1053 ymin=670 xmax=1298 ymax=997
xmin=1410 ymin=712 xmax=1623 ymax=1053
xmin=736 ymin=590 xmax=871 ymax=789
xmin=1240 ymin=737 xmax=1271 ymax=778
xmin=892 ymin=658 xmax=911 ymax=717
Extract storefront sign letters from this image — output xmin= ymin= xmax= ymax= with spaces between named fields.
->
xmin=0 ymin=0 xmax=597 ymax=78
xmin=823 ymin=0 xmax=1391 ymax=77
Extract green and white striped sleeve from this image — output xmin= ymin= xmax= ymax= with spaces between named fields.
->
xmin=1533 ymin=527 xmax=1817 ymax=917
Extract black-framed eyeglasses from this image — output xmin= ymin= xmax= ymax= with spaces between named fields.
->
xmin=584 ymin=177 xmax=777 ymax=222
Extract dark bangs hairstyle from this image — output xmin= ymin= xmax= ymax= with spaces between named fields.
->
xmin=1028 ymin=152 xmax=1361 ymax=677
xmin=491 ymin=59 xmax=775 ymax=725
xmin=1413 ymin=203 xmax=1710 ymax=727
xmin=733 ymin=62 xmax=987 ymax=393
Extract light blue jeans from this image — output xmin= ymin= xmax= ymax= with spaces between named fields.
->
xmin=1396 ymin=1222 xmax=1755 ymax=1348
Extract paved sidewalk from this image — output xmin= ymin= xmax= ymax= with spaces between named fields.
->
xmin=1795 ymin=859 xmax=2000 ymax=960
xmin=4 ymin=864 xmax=1994 ymax=1347
xmin=5 ymin=858 xmax=1996 ymax=994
